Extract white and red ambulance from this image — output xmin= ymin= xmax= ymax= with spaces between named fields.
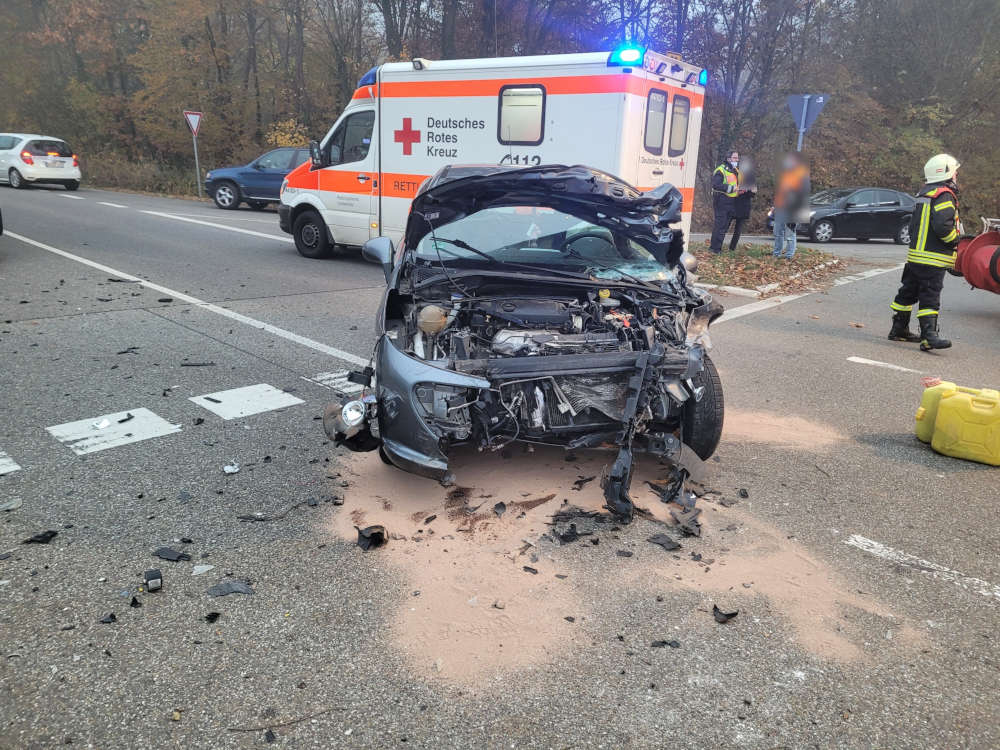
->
xmin=278 ymin=45 xmax=706 ymax=258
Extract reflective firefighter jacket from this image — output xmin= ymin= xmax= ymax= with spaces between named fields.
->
xmin=907 ymin=183 xmax=960 ymax=268
xmin=711 ymin=163 xmax=741 ymax=200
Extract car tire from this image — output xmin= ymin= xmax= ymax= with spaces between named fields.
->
xmin=247 ymin=200 xmax=268 ymax=210
xmin=9 ymin=169 xmax=26 ymax=189
xmin=682 ymin=354 xmax=724 ymax=461
xmin=212 ymin=181 xmax=240 ymax=210
xmin=293 ymin=210 xmax=332 ymax=259
xmin=894 ymin=223 xmax=911 ymax=245
xmin=65 ymin=180 xmax=80 ymax=191
xmin=810 ymin=219 xmax=834 ymax=243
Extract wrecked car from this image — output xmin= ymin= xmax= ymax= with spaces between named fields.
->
xmin=324 ymin=165 xmax=724 ymax=522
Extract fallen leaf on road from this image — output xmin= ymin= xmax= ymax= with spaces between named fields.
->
xmin=848 ymin=321 xmax=865 ymax=328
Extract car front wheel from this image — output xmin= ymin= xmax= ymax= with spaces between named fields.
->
xmin=810 ymin=219 xmax=834 ymax=243
xmin=65 ymin=180 xmax=80 ymax=191
xmin=9 ymin=169 xmax=26 ymax=189
xmin=682 ymin=354 xmax=724 ymax=460
xmin=212 ymin=181 xmax=239 ymax=209
xmin=895 ymin=223 xmax=911 ymax=245
xmin=293 ymin=210 xmax=332 ymax=259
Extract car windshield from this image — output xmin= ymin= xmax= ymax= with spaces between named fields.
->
xmin=413 ymin=206 xmax=674 ymax=282
xmin=810 ymin=189 xmax=854 ymax=205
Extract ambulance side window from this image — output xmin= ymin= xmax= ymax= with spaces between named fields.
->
xmin=667 ymin=95 xmax=690 ymax=157
xmin=498 ymin=85 xmax=545 ymax=146
xmin=327 ymin=110 xmax=375 ymax=165
xmin=644 ymin=89 xmax=668 ymax=155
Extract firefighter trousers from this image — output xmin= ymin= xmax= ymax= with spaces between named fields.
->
xmin=710 ymin=206 xmax=744 ymax=254
xmin=891 ymin=262 xmax=945 ymax=317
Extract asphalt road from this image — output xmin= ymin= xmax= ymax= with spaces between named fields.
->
xmin=1 ymin=185 xmax=997 ymax=749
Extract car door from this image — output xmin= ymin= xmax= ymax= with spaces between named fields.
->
xmin=0 ymin=135 xmax=17 ymax=179
xmin=841 ymin=189 xmax=877 ymax=236
xmin=239 ymin=148 xmax=292 ymax=200
xmin=317 ymin=108 xmax=377 ymax=246
xmin=872 ymin=190 xmax=905 ymax=237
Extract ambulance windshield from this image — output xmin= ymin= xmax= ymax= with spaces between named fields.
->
xmin=415 ymin=206 xmax=673 ymax=282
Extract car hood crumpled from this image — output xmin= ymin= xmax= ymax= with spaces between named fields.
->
xmin=403 ymin=164 xmax=684 ymax=259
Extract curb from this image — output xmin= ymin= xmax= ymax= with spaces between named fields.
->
xmin=696 ymin=257 xmax=842 ymax=299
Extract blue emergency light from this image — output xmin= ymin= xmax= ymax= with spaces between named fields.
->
xmin=357 ymin=67 xmax=378 ymax=88
xmin=607 ymin=44 xmax=645 ymax=67
xmin=698 ymin=68 xmax=709 ymax=86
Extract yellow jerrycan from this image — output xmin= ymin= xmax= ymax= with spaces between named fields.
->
xmin=915 ymin=381 xmax=962 ymax=443
xmin=929 ymin=386 xmax=1000 ymax=466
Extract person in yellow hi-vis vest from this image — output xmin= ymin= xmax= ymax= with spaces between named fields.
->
xmin=888 ymin=153 xmax=963 ymax=351
xmin=709 ymin=149 xmax=748 ymax=253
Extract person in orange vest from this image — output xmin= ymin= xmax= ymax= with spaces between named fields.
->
xmin=772 ymin=152 xmax=810 ymax=259
xmin=888 ymin=153 xmax=962 ymax=351
xmin=709 ymin=149 xmax=750 ymax=253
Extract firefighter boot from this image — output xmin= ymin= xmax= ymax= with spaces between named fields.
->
xmin=887 ymin=311 xmax=921 ymax=342
xmin=919 ymin=315 xmax=951 ymax=351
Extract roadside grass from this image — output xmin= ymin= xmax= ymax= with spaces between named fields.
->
xmin=691 ymin=240 xmax=839 ymax=295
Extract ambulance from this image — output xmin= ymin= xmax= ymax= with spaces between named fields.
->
xmin=277 ymin=45 xmax=707 ymax=258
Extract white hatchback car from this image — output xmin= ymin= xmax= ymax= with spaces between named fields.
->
xmin=0 ymin=133 xmax=82 ymax=190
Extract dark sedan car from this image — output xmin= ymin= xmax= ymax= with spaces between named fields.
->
xmin=767 ymin=188 xmax=915 ymax=244
xmin=322 ymin=164 xmax=725 ymax=523
xmin=205 ymin=147 xmax=309 ymax=210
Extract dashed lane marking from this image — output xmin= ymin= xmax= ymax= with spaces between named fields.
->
xmin=845 ymin=534 xmax=1000 ymax=602
xmin=46 ymin=408 xmax=182 ymax=456
xmin=57 ymin=194 xmax=85 ymax=200
xmin=190 ymin=383 xmax=305 ymax=420
xmin=847 ymin=356 xmax=923 ymax=374
xmin=307 ymin=370 xmax=365 ymax=396
xmin=715 ymin=292 xmax=809 ymax=324
xmin=98 ymin=201 xmax=127 ymax=208
xmin=0 ymin=450 xmax=22 ymax=476
xmin=139 ymin=210 xmax=294 ymax=243
xmin=5 ymin=231 xmax=369 ymax=367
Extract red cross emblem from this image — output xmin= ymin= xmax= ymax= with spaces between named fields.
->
xmin=394 ymin=117 xmax=421 ymax=155
xmin=679 ymin=159 xmax=685 ymax=169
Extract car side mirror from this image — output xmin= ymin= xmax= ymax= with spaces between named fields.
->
xmin=362 ymin=236 xmax=394 ymax=283
xmin=309 ymin=140 xmax=328 ymax=170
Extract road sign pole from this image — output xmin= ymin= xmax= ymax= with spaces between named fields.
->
xmin=192 ymin=133 xmax=202 ymax=199
xmin=796 ymin=95 xmax=810 ymax=152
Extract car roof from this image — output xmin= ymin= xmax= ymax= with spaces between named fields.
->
xmin=0 ymin=133 xmax=69 ymax=142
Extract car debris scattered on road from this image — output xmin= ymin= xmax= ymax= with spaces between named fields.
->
xmin=22 ymin=530 xmax=58 ymax=544
xmin=355 ymin=525 xmax=387 ymax=551
xmin=144 ymin=569 xmax=163 ymax=591
xmin=713 ymin=605 xmax=739 ymax=623
xmin=153 ymin=547 xmax=191 ymax=562
xmin=206 ymin=580 xmax=254 ymax=597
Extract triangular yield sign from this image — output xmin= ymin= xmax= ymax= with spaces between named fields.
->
xmin=183 ymin=111 xmax=202 ymax=136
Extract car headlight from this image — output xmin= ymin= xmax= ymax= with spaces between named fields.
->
xmin=205 ymin=171 xmax=213 ymax=181
xmin=809 ymin=210 xmax=816 ymax=218
xmin=280 ymin=179 xmax=287 ymax=196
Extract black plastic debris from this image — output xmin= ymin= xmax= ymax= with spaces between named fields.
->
xmin=116 ymin=346 xmax=139 ymax=355
xmin=616 ymin=550 xmax=634 ymax=558
xmin=554 ymin=523 xmax=584 ymax=544
xmin=193 ymin=418 xmax=205 ymax=426
xmin=117 ymin=413 xmax=134 ymax=424
xmin=713 ymin=605 xmax=739 ymax=623
xmin=493 ymin=502 xmax=506 ymax=518
xmin=265 ymin=729 xmax=277 ymax=744
xmin=572 ymin=475 xmax=596 ymax=491
xmin=647 ymin=533 xmax=681 ymax=551
xmin=423 ymin=514 xmax=437 ymax=525
xmin=564 ymin=616 xmax=576 ymax=623
xmin=738 ymin=488 xmax=749 ymax=499
xmin=670 ymin=507 xmax=702 ymax=537
xmin=129 ymin=596 xmax=142 ymax=609
xmin=204 ymin=396 xmax=222 ymax=404
xmin=651 ymin=639 xmax=681 ymax=648
xmin=522 ymin=566 xmax=538 ymax=575
xmin=144 ymin=569 xmax=162 ymax=591
xmin=204 ymin=612 xmax=221 ymax=624
xmin=157 ymin=297 xmax=173 ymax=303
xmin=22 ymin=530 xmax=58 ymax=544
xmin=691 ymin=552 xmax=702 ymax=562
xmin=154 ymin=547 xmax=191 ymax=562
xmin=206 ymin=580 xmax=254 ymax=597
xmin=356 ymin=525 xmax=387 ymax=551
xmin=99 ymin=613 xmax=117 ymax=624
xmin=180 ymin=362 xmax=216 ymax=367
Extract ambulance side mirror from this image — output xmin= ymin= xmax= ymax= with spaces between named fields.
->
xmin=309 ymin=140 xmax=327 ymax=170
xmin=363 ymin=237 xmax=394 ymax=282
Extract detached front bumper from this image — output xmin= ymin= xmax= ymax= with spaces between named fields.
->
xmin=278 ymin=204 xmax=292 ymax=234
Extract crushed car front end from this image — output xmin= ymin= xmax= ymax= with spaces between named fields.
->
xmin=325 ymin=165 xmax=724 ymax=522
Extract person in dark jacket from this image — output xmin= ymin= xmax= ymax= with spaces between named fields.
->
xmin=888 ymin=153 xmax=962 ymax=351
xmin=709 ymin=150 xmax=748 ymax=253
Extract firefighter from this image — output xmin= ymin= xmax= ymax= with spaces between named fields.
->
xmin=709 ymin=150 xmax=743 ymax=254
xmin=888 ymin=153 xmax=962 ymax=351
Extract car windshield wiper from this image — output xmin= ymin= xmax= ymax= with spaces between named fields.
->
xmin=428 ymin=237 xmax=599 ymax=281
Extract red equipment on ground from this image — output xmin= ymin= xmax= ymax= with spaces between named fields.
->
xmin=955 ymin=219 xmax=1000 ymax=294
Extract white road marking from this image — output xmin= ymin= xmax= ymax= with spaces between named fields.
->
xmin=57 ymin=194 xmax=84 ymax=200
xmin=847 ymin=356 xmax=923 ymax=374
xmin=190 ymin=383 xmax=305 ymax=420
xmin=0 ymin=450 xmax=22 ymax=476
xmin=4 ymin=232 xmax=369 ymax=367
xmin=308 ymin=370 xmax=365 ymax=395
xmin=845 ymin=534 xmax=1000 ymax=602
xmin=46 ymin=408 xmax=181 ymax=456
xmin=715 ymin=292 xmax=810 ymax=324
xmin=833 ymin=265 xmax=903 ymax=285
xmin=139 ymin=210 xmax=294 ymax=243
xmin=98 ymin=201 xmax=127 ymax=208
xmin=164 ymin=212 xmax=277 ymax=224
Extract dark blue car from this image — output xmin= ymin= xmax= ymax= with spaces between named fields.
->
xmin=205 ymin=147 xmax=309 ymax=210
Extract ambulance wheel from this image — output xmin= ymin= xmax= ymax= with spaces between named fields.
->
xmin=212 ymin=181 xmax=240 ymax=210
xmin=293 ymin=210 xmax=332 ymax=259
xmin=682 ymin=354 xmax=724 ymax=461
xmin=9 ymin=169 xmax=26 ymax=189
xmin=65 ymin=180 xmax=80 ymax=191
xmin=810 ymin=219 xmax=834 ymax=243
xmin=894 ymin=223 xmax=911 ymax=245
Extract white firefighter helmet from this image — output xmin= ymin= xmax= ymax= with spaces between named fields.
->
xmin=924 ymin=153 xmax=960 ymax=183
